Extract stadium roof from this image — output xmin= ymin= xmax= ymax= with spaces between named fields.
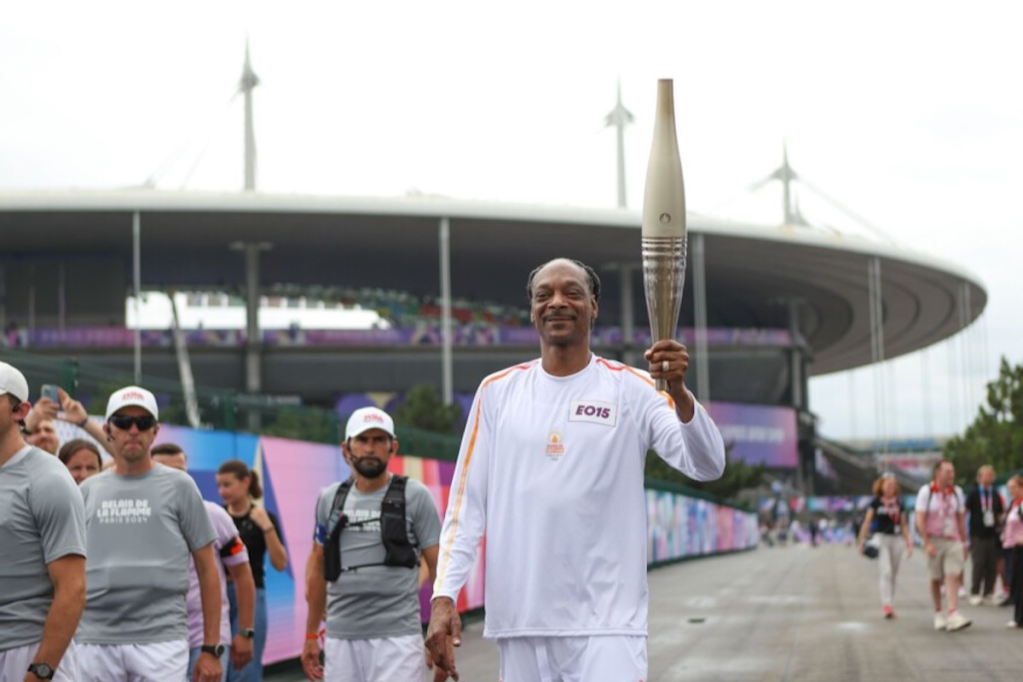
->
xmin=0 ymin=189 xmax=986 ymax=376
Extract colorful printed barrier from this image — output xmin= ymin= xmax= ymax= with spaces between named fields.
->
xmin=151 ymin=424 xmax=755 ymax=666
xmin=646 ymin=489 xmax=760 ymax=563
xmin=12 ymin=325 xmax=797 ymax=350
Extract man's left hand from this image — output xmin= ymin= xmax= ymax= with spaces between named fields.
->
xmin=645 ymin=339 xmax=695 ymax=421
xmin=231 ymin=633 xmax=253 ymax=670
xmin=192 ymin=652 xmax=222 ymax=682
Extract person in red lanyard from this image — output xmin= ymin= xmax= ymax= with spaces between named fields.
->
xmin=915 ymin=459 xmax=971 ymax=631
xmin=858 ymin=474 xmax=913 ymax=619
xmin=966 ymin=465 xmax=1006 ymax=606
xmin=1001 ymin=475 xmax=1023 ymax=627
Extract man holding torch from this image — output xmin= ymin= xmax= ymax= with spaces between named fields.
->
xmin=425 ymin=256 xmax=725 ymax=681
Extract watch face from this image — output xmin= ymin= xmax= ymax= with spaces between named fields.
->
xmin=29 ymin=663 xmax=54 ymax=679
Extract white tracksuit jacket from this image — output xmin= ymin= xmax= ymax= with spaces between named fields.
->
xmin=433 ymin=354 xmax=726 ymax=638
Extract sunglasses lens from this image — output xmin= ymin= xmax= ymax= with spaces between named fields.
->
xmin=111 ymin=416 xmax=156 ymax=431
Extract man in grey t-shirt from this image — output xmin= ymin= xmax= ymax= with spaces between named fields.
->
xmin=77 ymin=386 xmax=222 ymax=682
xmin=0 ymin=361 xmax=86 ymax=682
xmin=302 ymin=407 xmax=442 ymax=682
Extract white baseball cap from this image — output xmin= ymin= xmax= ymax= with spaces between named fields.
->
xmin=105 ymin=386 xmax=160 ymax=420
xmin=0 ymin=361 xmax=29 ymax=402
xmin=345 ymin=407 xmax=396 ymax=440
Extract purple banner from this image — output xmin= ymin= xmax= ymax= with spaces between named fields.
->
xmin=706 ymin=401 xmax=798 ymax=468
xmin=7 ymin=325 xmax=797 ymax=350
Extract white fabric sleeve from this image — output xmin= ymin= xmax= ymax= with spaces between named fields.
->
xmin=433 ymin=386 xmax=490 ymax=601
xmin=636 ymin=378 xmax=725 ymax=482
xmin=915 ymin=486 xmax=930 ymax=517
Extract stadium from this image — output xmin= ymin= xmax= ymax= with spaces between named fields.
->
xmin=0 ymin=183 xmax=986 ymax=492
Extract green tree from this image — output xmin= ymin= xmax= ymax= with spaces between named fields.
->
xmin=393 ymin=384 xmax=461 ymax=434
xmin=644 ymin=444 xmax=765 ymax=502
xmin=944 ymin=357 xmax=1023 ymax=485
xmin=260 ymin=408 xmax=339 ymax=444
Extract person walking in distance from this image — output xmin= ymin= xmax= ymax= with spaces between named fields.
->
xmin=966 ymin=465 xmax=1005 ymax=606
xmin=426 ymin=259 xmax=725 ymax=682
xmin=301 ymin=407 xmax=442 ymax=682
xmin=916 ymin=459 xmax=971 ymax=632
xmin=217 ymin=460 xmax=288 ymax=682
xmin=76 ymin=386 xmax=222 ymax=682
xmin=1000 ymin=475 xmax=1023 ymax=628
xmin=153 ymin=444 xmax=258 ymax=682
xmin=0 ymin=361 xmax=86 ymax=682
xmin=857 ymin=474 xmax=913 ymax=618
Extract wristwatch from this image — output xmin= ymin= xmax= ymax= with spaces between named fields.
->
xmin=239 ymin=628 xmax=256 ymax=639
xmin=27 ymin=663 xmax=55 ymax=680
xmin=201 ymin=644 xmax=226 ymax=658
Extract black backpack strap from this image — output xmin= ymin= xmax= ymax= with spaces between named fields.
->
xmin=323 ymin=478 xmax=354 ymax=581
xmin=381 ymin=475 xmax=418 ymax=569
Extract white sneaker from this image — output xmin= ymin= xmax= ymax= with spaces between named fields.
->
xmin=1006 ymin=620 xmax=1018 ymax=629
xmin=934 ymin=613 xmax=947 ymax=630
xmin=985 ymin=594 xmax=1004 ymax=606
xmin=946 ymin=612 xmax=972 ymax=632
xmin=968 ymin=595 xmax=983 ymax=606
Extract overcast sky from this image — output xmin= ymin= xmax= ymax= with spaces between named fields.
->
xmin=2 ymin=1 xmax=1020 ymax=441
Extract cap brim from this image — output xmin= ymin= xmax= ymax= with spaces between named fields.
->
xmin=346 ymin=425 xmax=396 ymax=439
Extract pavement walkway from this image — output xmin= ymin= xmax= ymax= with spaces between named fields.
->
xmin=269 ymin=543 xmax=1022 ymax=681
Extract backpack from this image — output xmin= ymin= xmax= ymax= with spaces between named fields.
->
xmin=323 ymin=475 xmax=418 ymax=581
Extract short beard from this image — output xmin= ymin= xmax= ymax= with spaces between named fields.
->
xmin=119 ymin=446 xmax=148 ymax=464
xmin=353 ymin=457 xmax=388 ymax=479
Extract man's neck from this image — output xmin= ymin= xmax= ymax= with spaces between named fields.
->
xmin=355 ymin=472 xmax=391 ymax=494
xmin=540 ymin=344 xmax=591 ymax=377
xmin=115 ymin=456 xmax=154 ymax=476
xmin=0 ymin=430 xmax=27 ymax=468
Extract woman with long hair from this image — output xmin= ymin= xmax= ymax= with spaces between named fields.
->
xmin=1002 ymin=475 xmax=1023 ymax=628
xmin=57 ymin=438 xmax=102 ymax=485
xmin=858 ymin=473 xmax=913 ymax=618
xmin=217 ymin=460 xmax=288 ymax=681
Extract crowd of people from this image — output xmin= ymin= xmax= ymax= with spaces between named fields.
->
xmin=0 ymin=258 xmax=729 ymax=682
xmin=0 ymin=362 xmax=289 ymax=681
xmin=854 ymin=460 xmax=1023 ymax=633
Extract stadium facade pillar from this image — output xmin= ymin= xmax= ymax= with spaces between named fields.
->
xmin=0 ymin=264 xmax=5 ymax=332
xmin=787 ymin=297 xmax=815 ymax=495
xmin=133 ymin=211 xmax=142 ymax=383
xmin=868 ymin=256 xmax=886 ymax=471
xmin=692 ymin=232 xmax=710 ymax=402
xmin=231 ymin=242 xmax=272 ymax=399
xmin=619 ymin=265 xmax=636 ymax=367
xmin=439 ymin=217 xmax=453 ymax=405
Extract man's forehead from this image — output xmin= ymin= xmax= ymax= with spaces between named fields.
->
xmin=353 ymin=428 xmax=392 ymax=439
xmin=533 ymin=260 xmax=587 ymax=287
xmin=113 ymin=406 xmax=152 ymax=417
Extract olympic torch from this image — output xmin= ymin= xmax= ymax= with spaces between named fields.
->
xmin=641 ymin=79 xmax=687 ymax=392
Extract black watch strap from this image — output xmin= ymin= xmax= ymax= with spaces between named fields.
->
xmin=28 ymin=663 xmax=55 ymax=680
xmin=201 ymin=644 xmax=225 ymax=658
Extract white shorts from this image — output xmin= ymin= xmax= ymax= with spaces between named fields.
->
xmin=0 ymin=641 xmax=78 ymax=682
xmin=497 ymin=635 xmax=648 ymax=682
xmin=78 ymin=640 xmax=188 ymax=682
xmin=324 ymin=634 xmax=424 ymax=682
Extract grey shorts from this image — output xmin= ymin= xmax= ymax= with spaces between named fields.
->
xmin=927 ymin=538 xmax=966 ymax=580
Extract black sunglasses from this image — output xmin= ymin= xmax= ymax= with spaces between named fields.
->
xmin=109 ymin=415 xmax=157 ymax=431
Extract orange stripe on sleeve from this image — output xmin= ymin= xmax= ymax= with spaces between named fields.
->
xmin=596 ymin=357 xmax=676 ymax=410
